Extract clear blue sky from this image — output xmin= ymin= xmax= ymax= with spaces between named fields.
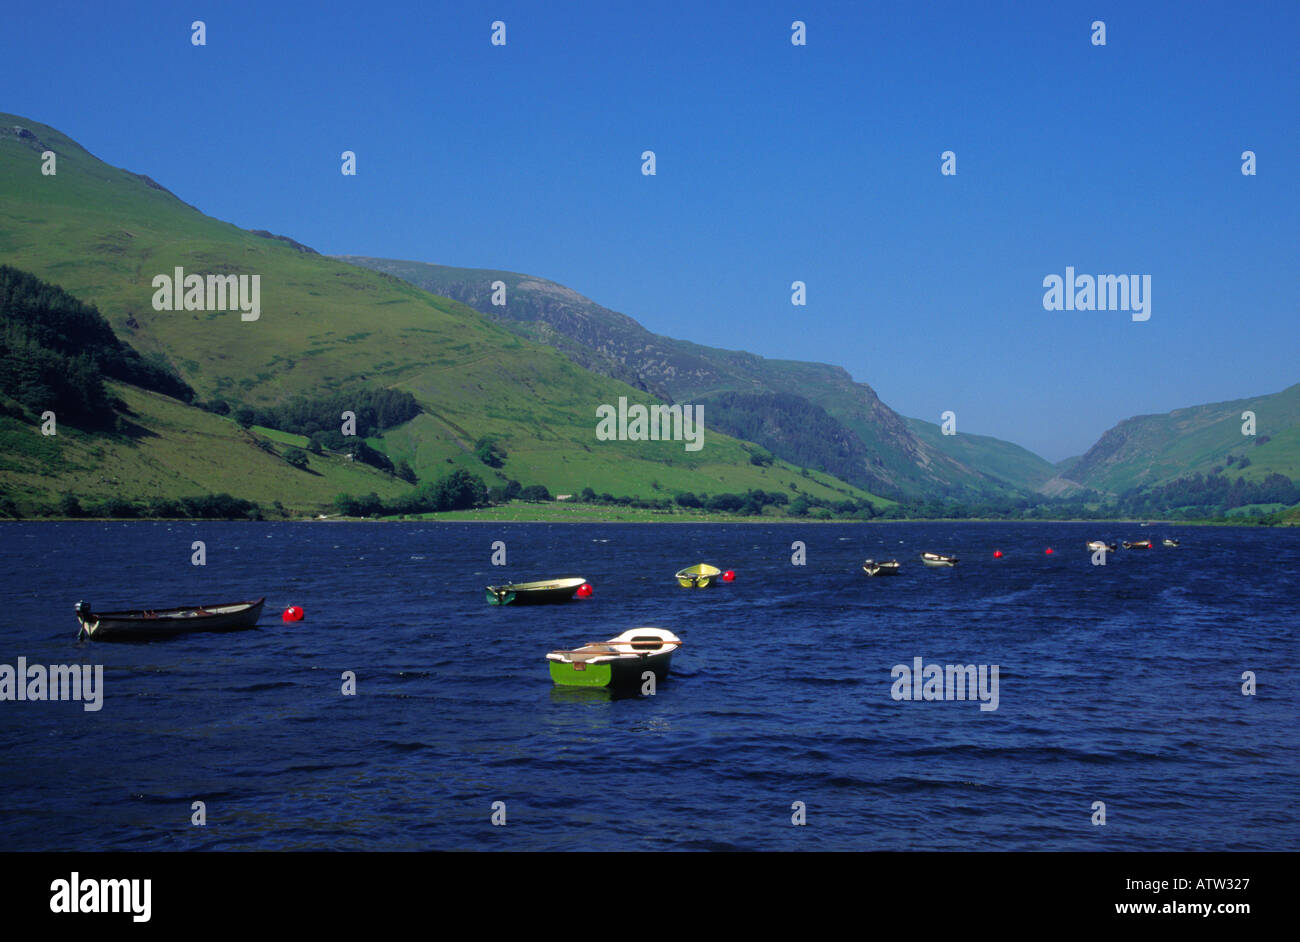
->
xmin=4 ymin=0 xmax=1297 ymax=461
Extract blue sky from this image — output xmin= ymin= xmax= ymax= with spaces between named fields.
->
xmin=4 ymin=0 xmax=1297 ymax=460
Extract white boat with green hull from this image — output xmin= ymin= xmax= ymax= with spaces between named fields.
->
xmin=546 ymin=628 xmax=681 ymax=688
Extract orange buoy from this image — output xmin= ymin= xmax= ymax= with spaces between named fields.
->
xmin=282 ymin=605 xmax=304 ymax=622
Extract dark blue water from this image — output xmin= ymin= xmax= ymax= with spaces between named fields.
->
xmin=0 ymin=521 xmax=1295 ymax=851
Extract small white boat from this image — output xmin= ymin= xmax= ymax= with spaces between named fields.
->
xmin=921 ymin=552 xmax=958 ymax=567
xmin=862 ymin=559 xmax=901 ymax=577
xmin=1087 ymin=541 xmax=1117 ymax=552
xmin=1162 ymin=539 xmax=1179 ymax=547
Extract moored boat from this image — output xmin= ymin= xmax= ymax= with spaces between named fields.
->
xmin=862 ymin=559 xmax=901 ymax=577
xmin=485 ymin=578 xmax=587 ymax=605
xmin=75 ymin=598 xmax=265 ymax=641
xmin=1162 ymin=538 xmax=1180 ymax=547
xmin=1086 ymin=541 xmax=1118 ymax=553
xmin=920 ymin=552 xmax=958 ymax=567
xmin=675 ymin=563 xmax=722 ymax=588
xmin=1122 ymin=540 xmax=1153 ymax=550
xmin=546 ymin=627 xmax=682 ymax=688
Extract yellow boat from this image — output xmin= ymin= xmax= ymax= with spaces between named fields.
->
xmin=675 ymin=563 xmax=721 ymax=588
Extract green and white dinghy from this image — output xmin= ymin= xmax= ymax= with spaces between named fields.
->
xmin=546 ymin=627 xmax=682 ymax=688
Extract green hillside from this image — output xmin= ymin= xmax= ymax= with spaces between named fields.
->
xmin=336 ymin=256 xmax=1055 ymax=500
xmin=0 ymin=382 xmax=409 ymax=513
xmin=905 ymin=417 xmax=1058 ymax=491
xmin=1060 ymin=384 xmax=1300 ymax=494
xmin=0 ymin=114 xmax=887 ymax=512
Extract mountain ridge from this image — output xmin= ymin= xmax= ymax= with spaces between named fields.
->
xmin=335 ymin=255 xmax=1060 ymax=501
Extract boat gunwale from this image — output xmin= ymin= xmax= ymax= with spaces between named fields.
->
xmin=546 ymin=628 xmax=682 ymax=664
xmin=82 ymin=597 xmax=266 ymax=621
xmin=486 ymin=577 xmax=587 ymax=593
xmin=674 ymin=564 xmax=721 ymax=576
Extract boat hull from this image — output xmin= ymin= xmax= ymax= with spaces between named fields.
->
xmin=548 ymin=652 xmax=674 ymax=688
xmin=547 ymin=628 xmax=681 ymax=688
xmin=79 ymin=598 xmax=265 ymax=641
xmin=486 ymin=587 xmax=578 ymax=605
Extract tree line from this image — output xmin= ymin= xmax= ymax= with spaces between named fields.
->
xmin=0 ymin=265 xmax=194 ymax=427
xmin=0 ymin=493 xmax=264 ymax=520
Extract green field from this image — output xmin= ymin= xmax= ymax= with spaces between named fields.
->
xmin=251 ymin=426 xmax=310 ymax=448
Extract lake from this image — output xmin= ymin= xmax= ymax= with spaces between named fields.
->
xmin=0 ymin=520 xmax=1295 ymax=850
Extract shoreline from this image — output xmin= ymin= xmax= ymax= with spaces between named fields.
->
xmin=2 ymin=514 xmax=1286 ymax=526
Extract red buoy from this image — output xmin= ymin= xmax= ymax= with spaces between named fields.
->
xmin=993 ymin=550 xmax=1003 ymax=558
xmin=576 ymin=583 xmax=593 ymax=598
xmin=1045 ymin=547 xmax=1053 ymax=555
xmin=722 ymin=570 xmax=735 ymax=582
xmin=282 ymin=605 xmax=304 ymax=622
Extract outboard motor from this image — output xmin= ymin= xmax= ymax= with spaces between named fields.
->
xmin=75 ymin=601 xmax=93 ymax=639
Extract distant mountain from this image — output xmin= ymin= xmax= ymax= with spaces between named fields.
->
xmin=336 ymin=257 xmax=1058 ymax=500
xmin=905 ymin=417 xmax=1059 ymax=491
xmin=1057 ymin=383 xmax=1300 ymax=495
xmin=0 ymin=113 xmax=887 ymax=513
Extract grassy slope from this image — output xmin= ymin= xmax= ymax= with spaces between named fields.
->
xmin=0 ymin=383 xmax=407 ymax=511
xmin=0 ymin=114 xmax=888 ymax=509
xmin=1061 ymin=384 xmax=1300 ymax=493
